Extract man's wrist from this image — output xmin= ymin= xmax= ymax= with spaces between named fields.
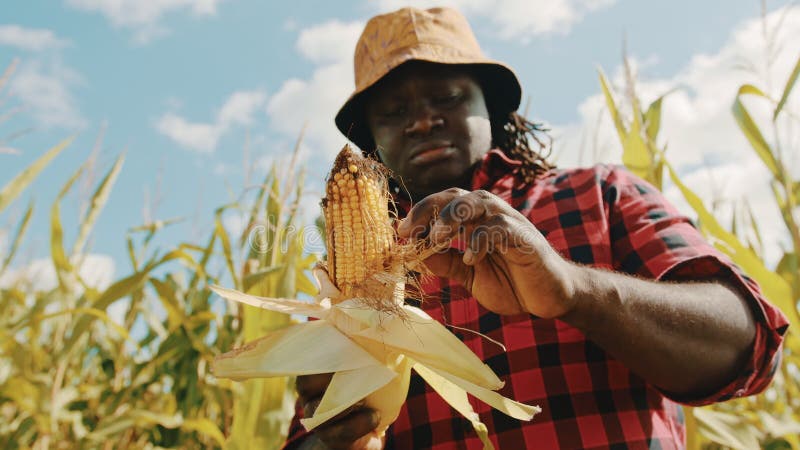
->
xmin=557 ymin=264 xmax=620 ymax=335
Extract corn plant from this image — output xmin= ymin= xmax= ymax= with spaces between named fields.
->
xmin=0 ymin=57 xmax=317 ymax=447
xmin=598 ymin=49 xmax=800 ymax=450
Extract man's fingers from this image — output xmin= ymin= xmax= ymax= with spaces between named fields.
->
xmin=422 ymin=248 xmax=472 ymax=285
xmin=398 ymin=188 xmax=468 ymax=238
xmin=465 ymin=215 xmax=513 ymax=265
xmin=315 ymin=408 xmax=381 ymax=450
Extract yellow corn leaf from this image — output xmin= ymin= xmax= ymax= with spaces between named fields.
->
xmin=598 ymin=68 xmax=627 ymax=141
xmin=61 ymin=251 xmax=184 ymax=354
xmin=242 ymin=265 xmax=283 ymax=292
xmin=732 ymin=85 xmax=781 ymax=179
xmin=51 ymin=163 xmax=85 ymax=280
xmin=214 ymin=209 xmax=240 ymax=290
xmin=694 ymin=407 xmax=761 ymax=450
xmin=1 ymin=199 xmax=33 ymax=273
xmin=71 ymin=153 xmax=124 ymax=258
xmin=0 ymin=137 xmax=72 ymax=213
xmin=128 ymin=411 xmax=226 ymax=447
xmin=34 ymin=307 xmax=134 ymax=343
xmin=182 ymin=418 xmax=227 ymax=447
xmin=644 ymin=95 xmax=665 ymax=143
xmin=664 ymin=161 xmax=798 ymax=328
xmin=774 ymin=54 xmax=800 ymax=120
xmin=149 ymin=277 xmax=187 ymax=331
xmin=757 ymin=410 xmax=800 ymax=441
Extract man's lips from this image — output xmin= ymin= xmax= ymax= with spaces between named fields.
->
xmin=409 ymin=143 xmax=456 ymax=165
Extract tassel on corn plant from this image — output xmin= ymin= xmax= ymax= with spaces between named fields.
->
xmin=211 ymin=145 xmax=540 ymax=449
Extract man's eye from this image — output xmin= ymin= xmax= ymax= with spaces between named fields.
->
xmin=380 ymin=106 xmax=406 ymax=117
xmin=434 ymin=93 xmax=462 ymax=106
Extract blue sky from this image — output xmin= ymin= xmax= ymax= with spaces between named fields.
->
xmin=1 ymin=0 xmax=798 ymax=288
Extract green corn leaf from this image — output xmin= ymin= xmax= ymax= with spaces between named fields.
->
xmin=149 ymin=277 xmax=186 ymax=331
xmin=744 ymin=198 xmax=764 ymax=254
xmin=189 ymin=230 xmax=217 ymax=291
xmin=265 ymin=169 xmax=282 ymax=266
xmin=214 ymin=208 xmax=239 ymax=290
xmin=125 ymin=234 xmax=137 ymax=269
xmin=774 ymin=54 xmax=800 ymax=121
xmin=33 ymin=307 xmax=134 ymax=343
xmin=664 ymin=160 xmax=797 ymax=329
xmin=0 ymin=137 xmax=72 ymax=213
xmin=775 ymin=252 xmax=797 ymax=290
xmin=242 ymin=265 xmax=284 ymax=292
xmin=51 ymin=163 xmax=86 ymax=284
xmin=72 ymin=154 xmax=124 ymax=258
xmin=1 ymin=199 xmax=33 ymax=273
xmin=61 ymin=250 xmax=184 ymax=354
xmin=181 ymin=418 xmax=227 ymax=447
xmin=242 ymin=170 xmax=272 ymax=248
xmin=644 ymin=95 xmax=664 ymax=143
xmin=732 ymin=85 xmax=781 ymax=179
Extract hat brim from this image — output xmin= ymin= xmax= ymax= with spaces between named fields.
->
xmin=335 ymin=59 xmax=521 ymax=154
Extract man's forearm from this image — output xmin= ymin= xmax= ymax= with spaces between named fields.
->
xmin=560 ymin=265 xmax=757 ymax=398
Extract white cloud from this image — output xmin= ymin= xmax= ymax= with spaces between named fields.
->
xmin=156 ymin=113 xmax=222 ymax=153
xmin=553 ymin=5 xmax=800 ymax=266
xmin=373 ymin=0 xmax=616 ymax=41
xmin=0 ymin=25 xmax=69 ymax=51
xmin=8 ymin=59 xmax=87 ymax=129
xmin=156 ymin=89 xmax=267 ymax=153
xmin=296 ymin=20 xmax=364 ymax=64
xmin=267 ymin=20 xmax=363 ymax=165
xmin=65 ymin=0 xmax=225 ymax=44
xmin=0 ymin=254 xmax=116 ymax=293
xmin=217 ymin=90 xmax=268 ymax=127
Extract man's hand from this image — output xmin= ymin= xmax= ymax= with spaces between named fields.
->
xmin=398 ymin=187 xmax=577 ymax=318
xmin=398 ymin=187 xmax=758 ymax=398
xmin=296 ymin=373 xmax=385 ymax=450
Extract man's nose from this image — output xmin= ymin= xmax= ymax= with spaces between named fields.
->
xmin=404 ymin=102 xmax=444 ymax=137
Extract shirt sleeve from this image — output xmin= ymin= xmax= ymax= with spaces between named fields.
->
xmin=604 ymin=165 xmax=789 ymax=406
xmin=282 ymin=398 xmax=312 ymax=449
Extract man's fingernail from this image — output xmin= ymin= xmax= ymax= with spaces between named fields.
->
xmin=463 ymin=249 xmax=474 ymax=265
xmin=370 ymin=410 xmax=381 ymax=427
xmin=397 ymin=218 xmax=409 ymax=233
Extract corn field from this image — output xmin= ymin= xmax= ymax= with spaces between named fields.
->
xmin=2 ymin=23 xmax=800 ymax=450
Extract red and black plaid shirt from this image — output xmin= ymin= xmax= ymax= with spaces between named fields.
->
xmin=285 ymin=149 xmax=788 ymax=449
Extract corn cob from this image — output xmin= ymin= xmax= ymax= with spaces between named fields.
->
xmin=322 ymin=145 xmax=395 ymax=300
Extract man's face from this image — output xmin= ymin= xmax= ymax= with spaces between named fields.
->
xmin=364 ymin=62 xmax=492 ymax=198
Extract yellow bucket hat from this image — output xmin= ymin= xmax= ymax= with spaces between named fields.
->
xmin=335 ymin=7 xmax=522 ymax=152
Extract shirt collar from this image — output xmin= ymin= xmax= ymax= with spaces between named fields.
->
xmin=391 ymin=148 xmax=523 ymax=216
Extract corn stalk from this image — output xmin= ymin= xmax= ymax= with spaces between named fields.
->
xmin=598 ymin=50 xmax=800 ymax=449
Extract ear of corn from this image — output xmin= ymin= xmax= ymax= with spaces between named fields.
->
xmin=322 ymin=145 xmax=394 ymax=300
xmin=211 ymin=145 xmax=540 ymax=450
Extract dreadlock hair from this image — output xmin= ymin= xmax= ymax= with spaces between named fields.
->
xmin=491 ymin=111 xmax=555 ymax=184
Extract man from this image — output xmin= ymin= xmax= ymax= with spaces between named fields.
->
xmin=286 ymin=7 xmax=788 ymax=449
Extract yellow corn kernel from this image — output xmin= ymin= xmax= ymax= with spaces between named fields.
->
xmin=322 ymin=145 xmax=394 ymax=298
